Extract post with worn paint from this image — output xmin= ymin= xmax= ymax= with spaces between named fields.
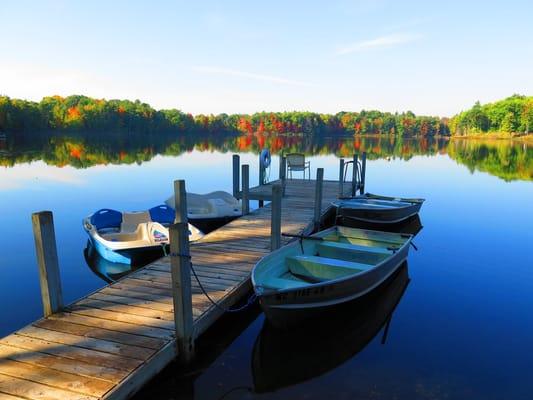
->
xmin=242 ymin=164 xmax=250 ymax=215
xmin=232 ymin=154 xmax=240 ymax=198
xmin=360 ymin=152 xmax=367 ymax=195
xmin=31 ymin=211 xmax=63 ymax=317
xmin=259 ymin=153 xmax=265 ymax=186
xmin=271 ymin=184 xmax=282 ymax=251
xmin=171 ymin=180 xmax=194 ymax=363
xmin=338 ymin=158 xmax=345 ymax=197
xmin=351 ymin=154 xmax=358 ymax=197
xmin=280 ymin=156 xmax=287 ymax=196
xmin=314 ymin=168 xmax=324 ymax=231
xmin=278 ymin=152 xmax=284 ymax=179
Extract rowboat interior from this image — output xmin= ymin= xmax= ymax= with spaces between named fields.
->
xmin=254 ymin=227 xmax=411 ymax=292
xmin=336 ymin=198 xmax=414 ymax=209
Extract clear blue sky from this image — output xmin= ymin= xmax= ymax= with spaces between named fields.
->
xmin=1 ymin=0 xmax=532 ymax=116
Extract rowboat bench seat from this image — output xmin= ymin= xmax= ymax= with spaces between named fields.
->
xmin=287 ymin=255 xmax=372 ymax=281
xmin=316 ymin=241 xmax=391 ymax=264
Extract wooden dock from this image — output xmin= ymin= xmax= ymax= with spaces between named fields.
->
xmin=0 ymin=156 xmax=363 ymax=400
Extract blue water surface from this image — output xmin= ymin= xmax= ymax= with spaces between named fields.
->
xmin=1 ymin=147 xmax=532 ymax=399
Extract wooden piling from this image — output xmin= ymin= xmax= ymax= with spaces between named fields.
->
xmin=259 ymin=155 xmax=265 ymax=186
xmin=278 ymin=152 xmax=284 ymax=179
xmin=338 ymin=158 xmax=345 ymax=197
xmin=171 ymin=180 xmax=194 ymax=363
xmin=31 ymin=211 xmax=63 ymax=317
xmin=351 ymin=154 xmax=358 ymax=197
xmin=271 ymin=184 xmax=282 ymax=251
xmin=360 ymin=152 xmax=367 ymax=194
xmin=280 ymin=156 xmax=287 ymax=196
xmin=232 ymin=154 xmax=240 ymax=198
xmin=314 ymin=168 xmax=324 ymax=231
xmin=241 ymin=164 xmax=250 ymax=215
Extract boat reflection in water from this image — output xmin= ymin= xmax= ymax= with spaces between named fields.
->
xmin=83 ymin=241 xmax=159 ymax=283
xmin=252 ymin=263 xmax=410 ymax=393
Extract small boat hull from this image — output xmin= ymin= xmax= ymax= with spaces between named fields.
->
xmin=259 ymin=244 xmax=409 ymax=327
xmin=252 ymin=226 xmax=412 ymax=328
xmin=88 ymin=235 xmax=167 ymax=265
xmin=337 ymin=213 xmax=424 ymax=235
xmin=334 ymin=193 xmax=425 ymax=224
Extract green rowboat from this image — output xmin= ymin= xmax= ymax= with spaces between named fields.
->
xmin=251 ymin=226 xmax=412 ymax=327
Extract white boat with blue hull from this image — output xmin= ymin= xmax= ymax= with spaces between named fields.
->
xmin=83 ymin=205 xmax=203 ymax=265
xmin=252 ymin=226 xmax=412 ymax=327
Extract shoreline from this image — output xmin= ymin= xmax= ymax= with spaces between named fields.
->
xmin=451 ymin=133 xmax=533 ymax=142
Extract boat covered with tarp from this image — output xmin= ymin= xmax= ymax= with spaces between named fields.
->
xmin=165 ymin=190 xmax=241 ymax=232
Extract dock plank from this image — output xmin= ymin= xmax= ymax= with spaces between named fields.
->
xmin=0 ymin=374 xmax=97 ymax=400
xmin=0 ymin=358 xmax=113 ymax=397
xmin=0 ymin=344 xmax=125 ymax=383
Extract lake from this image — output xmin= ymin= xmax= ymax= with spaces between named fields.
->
xmin=0 ymin=133 xmax=532 ymax=399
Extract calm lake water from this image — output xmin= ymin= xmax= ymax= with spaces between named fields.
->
xmin=0 ymin=133 xmax=532 ymax=399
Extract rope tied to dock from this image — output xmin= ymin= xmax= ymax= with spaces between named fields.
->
xmin=170 ymin=252 xmax=258 ymax=313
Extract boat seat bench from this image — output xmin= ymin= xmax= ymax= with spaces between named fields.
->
xmin=287 ymin=255 xmax=372 ymax=281
xmin=316 ymin=241 xmax=390 ymax=264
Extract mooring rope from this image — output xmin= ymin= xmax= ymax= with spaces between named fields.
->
xmin=170 ymin=252 xmax=257 ymax=313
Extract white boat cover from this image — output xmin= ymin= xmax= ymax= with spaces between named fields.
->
xmin=165 ymin=191 xmax=242 ymax=220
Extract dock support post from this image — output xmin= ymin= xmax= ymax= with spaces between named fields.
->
xmin=280 ymin=156 xmax=287 ymax=196
xmin=259 ymin=154 xmax=265 ymax=186
xmin=278 ymin=152 xmax=284 ymax=180
xmin=31 ymin=211 xmax=63 ymax=317
xmin=360 ymin=152 xmax=367 ymax=194
xmin=171 ymin=180 xmax=194 ymax=364
xmin=241 ymin=164 xmax=249 ymax=215
xmin=271 ymin=184 xmax=282 ymax=251
xmin=351 ymin=154 xmax=358 ymax=197
xmin=314 ymin=168 xmax=324 ymax=231
xmin=232 ymin=154 xmax=240 ymax=198
xmin=338 ymin=158 xmax=345 ymax=197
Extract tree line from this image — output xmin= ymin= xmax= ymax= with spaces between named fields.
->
xmin=449 ymin=95 xmax=533 ymax=136
xmin=1 ymin=94 xmax=531 ymax=137
xmin=0 ymin=95 xmax=449 ymax=137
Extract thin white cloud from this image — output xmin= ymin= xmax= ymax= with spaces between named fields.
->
xmin=336 ymin=33 xmax=420 ymax=55
xmin=193 ymin=66 xmax=315 ymax=87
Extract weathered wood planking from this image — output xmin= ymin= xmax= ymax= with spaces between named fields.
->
xmin=0 ymin=179 xmax=352 ymax=400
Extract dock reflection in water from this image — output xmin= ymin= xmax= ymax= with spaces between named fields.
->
xmin=251 ymin=264 xmax=410 ymax=393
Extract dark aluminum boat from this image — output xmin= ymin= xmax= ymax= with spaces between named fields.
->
xmin=333 ymin=193 xmax=425 ymax=224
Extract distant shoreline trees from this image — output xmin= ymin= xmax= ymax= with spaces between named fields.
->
xmin=1 ymin=94 xmax=531 ymax=137
xmin=449 ymin=95 xmax=533 ymax=136
xmin=0 ymin=95 xmax=449 ymax=137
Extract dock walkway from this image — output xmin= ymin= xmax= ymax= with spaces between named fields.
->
xmin=0 ymin=179 xmax=351 ymax=400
